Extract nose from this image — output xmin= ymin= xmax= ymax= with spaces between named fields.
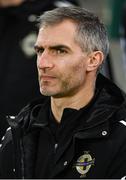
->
xmin=37 ymin=50 xmax=54 ymax=69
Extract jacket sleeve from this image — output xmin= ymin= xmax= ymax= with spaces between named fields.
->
xmin=109 ymin=142 xmax=126 ymax=178
xmin=107 ymin=121 xmax=126 ymax=179
xmin=0 ymin=114 xmax=9 ymax=142
xmin=0 ymin=127 xmax=15 ymax=178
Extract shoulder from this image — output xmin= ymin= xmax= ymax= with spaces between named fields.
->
xmin=0 ymin=97 xmax=48 ymax=147
xmin=0 ymin=126 xmax=16 ymax=178
xmin=117 ymin=119 xmax=126 ymax=137
xmin=0 ymin=114 xmax=9 ymax=141
xmin=0 ymin=127 xmax=12 ymax=152
xmin=110 ymin=119 xmax=126 ymax=145
xmin=7 ymin=97 xmax=48 ymax=128
xmin=119 ymin=119 xmax=126 ymax=127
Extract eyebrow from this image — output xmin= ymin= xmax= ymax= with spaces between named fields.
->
xmin=34 ymin=44 xmax=71 ymax=51
xmin=34 ymin=45 xmax=42 ymax=51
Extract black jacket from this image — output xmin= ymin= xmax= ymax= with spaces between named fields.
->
xmin=0 ymin=73 xmax=126 ymax=179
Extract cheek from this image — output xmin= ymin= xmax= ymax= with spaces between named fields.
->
xmin=73 ymin=64 xmax=87 ymax=87
xmin=61 ymin=63 xmax=86 ymax=87
xmin=73 ymin=60 xmax=86 ymax=76
xmin=57 ymin=56 xmax=86 ymax=81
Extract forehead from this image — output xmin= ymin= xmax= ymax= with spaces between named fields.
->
xmin=36 ymin=20 xmax=77 ymax=47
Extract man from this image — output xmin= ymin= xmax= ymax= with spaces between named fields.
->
xmin=0 ymin=6 xmax=126 ymax=179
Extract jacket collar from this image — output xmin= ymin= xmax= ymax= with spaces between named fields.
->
xmin=29 ymin=73 xmax=126 ymax=131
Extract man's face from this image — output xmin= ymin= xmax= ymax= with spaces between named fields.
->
xmin=35 ymin=20 xmax=89 ymax=98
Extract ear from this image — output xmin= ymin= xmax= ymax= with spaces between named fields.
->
xmin=86 ymin=51 xmax=104 ymax=72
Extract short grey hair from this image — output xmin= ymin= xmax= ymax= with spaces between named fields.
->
xmin=38 ymin=6 xmax=109 ymax=60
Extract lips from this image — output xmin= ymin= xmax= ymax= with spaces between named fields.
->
xmin=41 ymin=75 xmax=56 ymax=81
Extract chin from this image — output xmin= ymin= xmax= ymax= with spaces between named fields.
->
xmin=40 ymin=89 xmax=54 ymax=97
xmin=40 ymin=87 xmax=63 ymax=97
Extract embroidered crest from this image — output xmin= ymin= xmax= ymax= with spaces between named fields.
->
xmin=74 ymin=151 xmax=95 ymax=178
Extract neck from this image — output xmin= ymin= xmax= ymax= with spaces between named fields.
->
xmin=51 ymin=76 xmax=96 ymax=123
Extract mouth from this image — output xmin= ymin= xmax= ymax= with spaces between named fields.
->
xmin=41 ymin=75 xmax=56 ymax=81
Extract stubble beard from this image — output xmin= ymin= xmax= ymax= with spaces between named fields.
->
xmin=39 ymin=79 xmax=73 ymax=98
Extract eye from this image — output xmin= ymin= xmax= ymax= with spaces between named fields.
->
xmin=51 ymin=48 xmax=67 ymax=55
xmin=57 ymin=49 xmax=67 ymax=54
xmin=34 ymin=47 xmax=44 ymax=56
